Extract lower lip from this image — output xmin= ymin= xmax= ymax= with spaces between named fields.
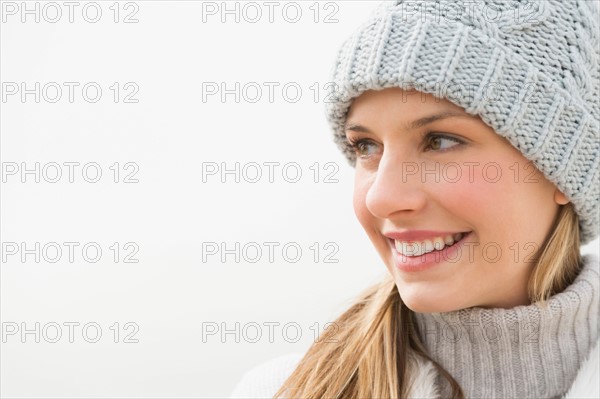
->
xmin=389 ymin=232 xmax=472 ymax=273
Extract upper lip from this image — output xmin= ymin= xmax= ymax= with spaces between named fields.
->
xmin=383 ymin=230 xmax=470 ymax=242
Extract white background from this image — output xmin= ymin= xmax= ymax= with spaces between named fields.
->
xmin=1 ymin=1 xmax=598 ymax=398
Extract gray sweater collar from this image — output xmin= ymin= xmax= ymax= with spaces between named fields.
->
xmin=412 ymin=253 xmax=600 ymax=399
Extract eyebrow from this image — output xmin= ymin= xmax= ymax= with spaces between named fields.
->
xmin=344 ymin=111 xmax=477 ymax=133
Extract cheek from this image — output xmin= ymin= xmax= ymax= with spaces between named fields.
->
xmin=352 ymin=171 xmax=394 ymax=271
xmin=352 ymin=172 xmax=372 ymax=229
xmin=433 ymin=173 xmax=495 ymax=226
xmin=434 ymin=160 xmax=557 ymax=244
xmin=352 ymin=170 xmax=389 ymax=254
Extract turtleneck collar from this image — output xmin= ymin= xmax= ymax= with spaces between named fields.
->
xmin=412 ymin=253 xmax=600 ymax=399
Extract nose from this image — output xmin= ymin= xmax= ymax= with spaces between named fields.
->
xmin=364 ymin=154 xmax=428 ymax=220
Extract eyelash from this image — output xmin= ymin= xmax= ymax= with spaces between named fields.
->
xmin=346 ymin=132 xmax=464 ymax=159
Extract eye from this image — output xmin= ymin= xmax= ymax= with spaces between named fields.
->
xmin=346 ymin=132 xmax=465 ymax=160
xmin=346 ymin=137 xmax=380 ymax=159
xmin=423 ymin=133 xmax=464 ymax=152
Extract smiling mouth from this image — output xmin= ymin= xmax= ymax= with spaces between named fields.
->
xmin=388 ymin=232 xmax=472 ymax=257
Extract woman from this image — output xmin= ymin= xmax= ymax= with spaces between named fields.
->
xmin=231 ymin=0 xmax=599 ymax=397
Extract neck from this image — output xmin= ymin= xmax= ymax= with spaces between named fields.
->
xmin=412 ymin=253 xmax=600 ymax=398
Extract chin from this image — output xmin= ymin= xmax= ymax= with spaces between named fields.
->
xmin=398 ymin=288 xmax=463 ymax=314
xmin=402 ymin=299 xmax=444 ymax=313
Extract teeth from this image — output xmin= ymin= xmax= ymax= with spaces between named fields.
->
xmin=444 ymin=234 xmax=455 ymax=245
xmin=433 ymin=237 xmax=445 ymax=250
xmin=394 ymin=233 xmax=467 ymax=257
xmin=423 ymin=240 xmax=434 ymax=252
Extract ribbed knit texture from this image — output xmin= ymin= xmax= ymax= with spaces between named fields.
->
xmin=324 ymin=0 xmax=600 ymax=244
xmin=413 ymin=253 xmax=600 ymax=399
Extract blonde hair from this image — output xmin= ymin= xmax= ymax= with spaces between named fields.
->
xmin=273 ymin=203 xmax=582 ymax=398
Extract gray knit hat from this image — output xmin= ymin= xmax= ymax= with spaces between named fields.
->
xmin=325 ymin=0 xmax=599 ymax=245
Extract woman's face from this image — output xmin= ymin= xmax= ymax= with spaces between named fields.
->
xmin=346 ymin=88 xmax=568 ymax=312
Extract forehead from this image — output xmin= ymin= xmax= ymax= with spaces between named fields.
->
xmin=346 ymin=88 xmax=472 ymax=127
xmin=349 ymin=88 xmax=462 ymax=112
